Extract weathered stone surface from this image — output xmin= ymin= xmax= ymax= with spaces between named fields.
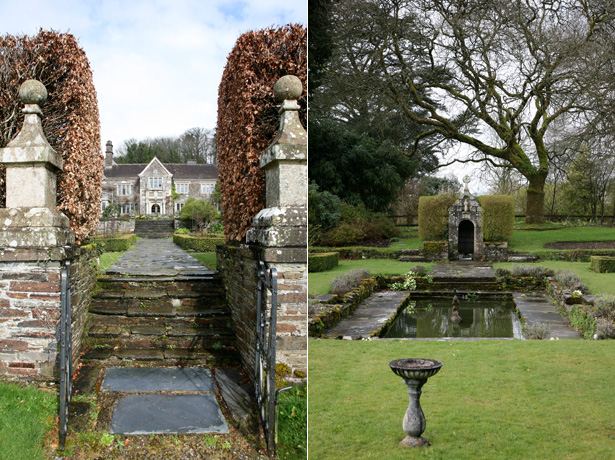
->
xmin=448 ymin=179 xmax=484 ymax=260
xmin=110 ymin=393 xmax=229 ymax=435
xmin=102 ymin=367 xmax=215 ymax=392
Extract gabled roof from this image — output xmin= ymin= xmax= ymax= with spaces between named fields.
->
xmin=103 ymin=161 xmax=218 ymax=180
xmin=138 ymin=157 xmax=172 ymax=177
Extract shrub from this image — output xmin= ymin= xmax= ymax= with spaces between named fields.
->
xmin=314 ymin=202 xmax=398 ymax=246
xmin=93 ymin=234 xmax=136 ymax=252
xmin=217 ymin=25 xmax=306 ymax=242
xmin=495 ymin=268 xmax=512 ymax=277
xmin=522 ymin=322 xmax=550 ymax=339
xmin=595 ymin=318 xmax=615 ymax=339
xmin=554 ymin=269 xmax=589 ymax=293
xmin=179 ymin=198 xmax=220 ymax=231
xmin=330 ymin=269 xmax=370 ymax=295
xmin=173 ymin=234 xmax=224 ymax=252
xmin=0 ymin=31 xmax=103 ymax=243
xmin=479 ymin=195 xmax=515 ymax=241
xmin=308 ymin=252 xmax=339 ymax=273
xmin=389 ymin=271 xmax=417 ymax=291
xmin=569 ymin=304 xmax=597 ymax=339
xmin=418 ymin=194 xmax=457 ymax=241
xmin=593 ymin=295 xmax=615 ymax=321
xmin=308 ymin=182 xmax=341 ymax=229
xmin=590 ymin=256 xmax=615 ymax=273
xmin=511 ymin=265 xmax=554 ymax=278
xmin=174 ymin=228 xmax=191 ymax=235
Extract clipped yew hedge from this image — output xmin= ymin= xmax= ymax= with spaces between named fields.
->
xmin=0 ymin=31 xmax=103 ymax=243
xmin=308 ymin=252 xmax=339 ymax=273
xmin=591 ymin=256 xmax=615 ymax=273
xmin=418 ymin=194 xmax=457 ymax=241
xmin=479 ymin=195 xmax=515 ymax=241
xmin=173 ymin=234 xmax=224 ymax=252
xmin=217 ymin=24 xmax=307 ymax=242
xmin=93 ymin=234 xmax=136 ymax=252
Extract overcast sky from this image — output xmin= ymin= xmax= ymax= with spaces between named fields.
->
xmin=0 ymin=0 xmax=306 ymax=154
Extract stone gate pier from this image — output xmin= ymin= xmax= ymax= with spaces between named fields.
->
xmin=0 ymin=81 xmax=97 ymax=382
xmin=217 ymin=76 xmax=307 ymax=382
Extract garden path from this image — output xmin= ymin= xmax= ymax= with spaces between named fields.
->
xmin=106 ymin=238 xmax=213 ymax=276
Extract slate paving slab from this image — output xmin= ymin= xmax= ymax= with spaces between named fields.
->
xmin=325 ymin=291 xmax=410 ymax=338
xmin=110 ymin=393 xmax=229 ymax=435
xmin=102 ymin=367 xmax=215 ymax=392
xmin=513 ymin=292 xmax=582 ymax=339
xmin=106 ymin=239 xmax=211 ymax=276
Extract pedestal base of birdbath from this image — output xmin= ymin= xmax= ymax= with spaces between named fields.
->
xmin=400 ymin=435 xmax=431 ymax=447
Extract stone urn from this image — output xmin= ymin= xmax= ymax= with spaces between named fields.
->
xmin=389 ymin=358 xmax=443 ymax=447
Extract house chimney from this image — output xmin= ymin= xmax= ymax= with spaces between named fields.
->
xmin=105 ymin=140 xmax=113 ymax=167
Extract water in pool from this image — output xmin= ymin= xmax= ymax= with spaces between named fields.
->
xmin=383 ymin=297 xmax=523 ymax=338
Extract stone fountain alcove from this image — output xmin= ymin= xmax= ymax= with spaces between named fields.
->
xmin=448 ymin=177 xmax=484 ymax=260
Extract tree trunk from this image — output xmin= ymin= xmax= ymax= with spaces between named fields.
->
xmin=525 ymin=174 xmax=547 ymax=224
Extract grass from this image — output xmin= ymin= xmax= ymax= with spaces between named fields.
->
xmin=508 ymin=225 xmax=615 ymax=252
xmin=190 ymin=252 xmax=217 ymax=269
xmin=0 ymin=381 xmax=58 ymax=460
xmin=309 ymin=260 xmax=435 ymax=296
xmin=98 ymin=251 xmax=125 ymax=271
xmin=277 ymin=385 xmax=307 ymax=460
xmin=494 ymin=261 xmax=615 ymax=295
xmin=308 ymin=339 xmax=615 ymax=460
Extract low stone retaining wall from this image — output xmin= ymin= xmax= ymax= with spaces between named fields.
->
xmin=96 ymin=219 xmax=135 ymax=235
xmin=309 ymin=277 xmax=377 ymax=336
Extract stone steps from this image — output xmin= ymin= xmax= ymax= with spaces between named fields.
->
xmin=85 ymin=274 xmax=237 ymax=364
xmin=135 ymin=219 xmax=175 ymax=239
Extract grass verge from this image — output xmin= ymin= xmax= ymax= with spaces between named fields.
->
xmin=494 ymin=261 xmax=615 ymax=295
xmin=309 ymin=260 xmax=434 ymax=296
xmin=309 ymin=339 xmax=615 ymax=460
xmin=0 ymin=381 xmax=57 ymax=460
xmin=508 ymin=226 xmax=615 ymax=252
xmin=277 ymin=385 xmax=307 ymax=460
xmin=190 ymin=252 xmax=217 ymax=270
xmin=98 ymin=252 xmax=125 ymax=271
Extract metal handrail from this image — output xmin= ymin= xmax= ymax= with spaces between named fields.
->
xmin=59 ymin=255 xmax=73 ymax=450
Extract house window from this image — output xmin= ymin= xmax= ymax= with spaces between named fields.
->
xmin=175 ymin=202 xmax=184 ymax=213
xmin=176 ymin=183 xmax=189 ymax=194
xmin=149 ymin=177 xmax=163 ymax=189
xmin=119 ymin=204 xmax=136 ymax=215
xmin=201 ymin=183 xmax=214 ymax=194
xmin=117 ymin=184 xmax=132 ymax=196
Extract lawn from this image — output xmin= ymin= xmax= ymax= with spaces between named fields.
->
xmin=308 ymin=339 xmax=615 ymax=460
xmin=278 ymin=385 xmax=307 ymax=460
xmin=0 ymin=381 xmax=57 ymax=460
xmin=189 ymin=252 xmax=217 ymax=269
xmin=309 ymin=260 xmax=435 ymax=296
xmin=98 ymin=251 xmax=125 ymax=271
xmin=494 ymin=261 xmax=615 ymax=296
xmin=508 ymin=225 xmax=615 ymax=252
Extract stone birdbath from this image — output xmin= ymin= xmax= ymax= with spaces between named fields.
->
xmin=389 ymin=358 xmax=443 ymax=447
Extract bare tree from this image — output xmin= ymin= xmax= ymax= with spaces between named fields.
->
xmin=329 ymin=0 xmax=615 ymax=222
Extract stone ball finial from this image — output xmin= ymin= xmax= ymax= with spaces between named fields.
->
xmin=273 ymin=75 xmax=302 ymax=102
xmin=19 ymin=80 xmax=48 ymax=105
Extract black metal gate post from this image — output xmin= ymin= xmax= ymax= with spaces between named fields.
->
xmin=59 ymin=255 xmax=73 ymax=450
xmin=255 ymin=260 xmax=281 ymax=455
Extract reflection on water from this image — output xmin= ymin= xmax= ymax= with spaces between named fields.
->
xmin=383 ymin=298 xmax=521 ymax=338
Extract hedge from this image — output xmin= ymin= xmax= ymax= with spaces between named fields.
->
xmin=479 ymin=195 xmax=515 ymax=241
xmin=590 ymin=256 xmax=615 ymax=273
xmin=418 ymin=194 xmax=457 ymax=241
xmin=308 ymin=252 xmax=339 ymax=273
xmin=173 ymin=234 xmax=224 ymax=252
xmin=93 ymin=234 xmax=136 ymax=252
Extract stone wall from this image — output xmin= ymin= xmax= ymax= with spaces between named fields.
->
xmin=68 ymin=245 xmax=99 ymax=371
xmin=96 ymin=219 xmax=135 ymax=235
xmin=216 ymin=245 xmax=307 ymax=382
xmin=0 ymin=245 xmax=98 ymax=382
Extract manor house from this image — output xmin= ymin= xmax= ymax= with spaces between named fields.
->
xmin=101 ymin=141 xmax=218 ymax=216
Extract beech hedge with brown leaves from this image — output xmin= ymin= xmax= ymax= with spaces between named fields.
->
xmin=217 ymin=24 xmax=307 ymax=243
xmin=0 ymin=30 xmax=103 ymax=244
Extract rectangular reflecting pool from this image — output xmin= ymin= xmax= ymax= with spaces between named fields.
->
xmin=382 ymin=297 xmax=523 ymax=339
